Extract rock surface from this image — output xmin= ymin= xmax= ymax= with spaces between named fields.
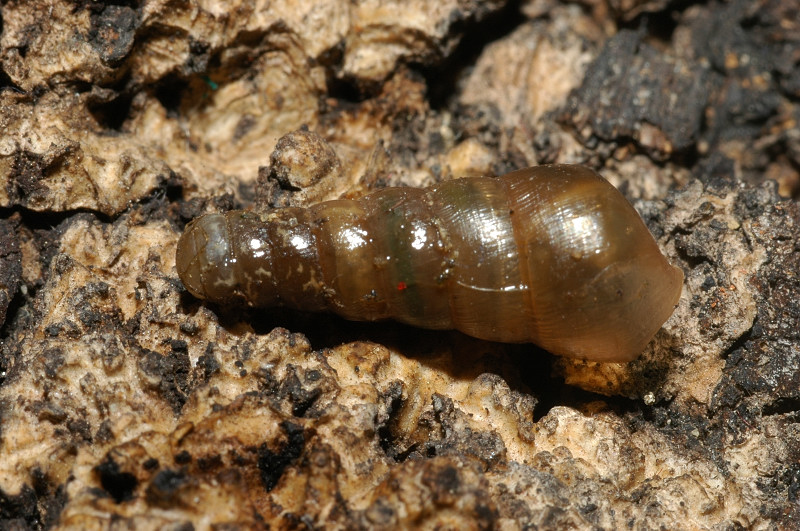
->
xmin=1 ymin=0 xmax=798 ymax=529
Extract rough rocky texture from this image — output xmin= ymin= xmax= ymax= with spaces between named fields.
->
xmin=0 ymin=217 xmax=21 ymax=328
xmin=563 ymin=28 xmax=712 ymax=161
xmin=1 ymin=0 xmax=799 ymax=529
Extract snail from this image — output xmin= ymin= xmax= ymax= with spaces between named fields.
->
xmin=176 ymin=165 xmax=683 ymax=361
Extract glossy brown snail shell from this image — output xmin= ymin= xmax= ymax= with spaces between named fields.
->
xmin=176 ymin=165 xmax=683 ymax=362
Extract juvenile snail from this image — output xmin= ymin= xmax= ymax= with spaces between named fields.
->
xmin=177 ymin=165 xmax=683 ymax=361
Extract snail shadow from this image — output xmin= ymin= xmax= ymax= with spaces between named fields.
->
xmin=193 ymin=299 xmax=645 ymax=420
xmin=207 ymin=302 xmax=561 ymax=405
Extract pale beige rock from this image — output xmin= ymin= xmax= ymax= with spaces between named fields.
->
xmin=0 ymin=0 xmax=797 ymax=529
xmin=343 ymin=0 xmax=505 ymax=83
xmin=0 ymin=92 xmax=168 ymax=215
